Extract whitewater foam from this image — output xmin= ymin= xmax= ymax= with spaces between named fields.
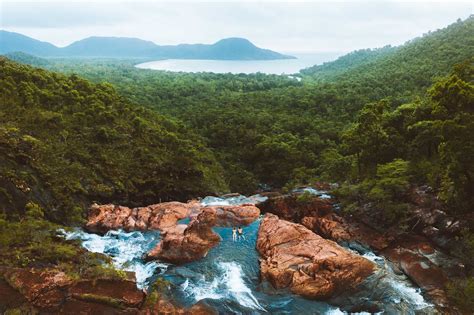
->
xmin=61 ymin=228 xmax=165 ymax=289
xmin=200 ymin=194 xmax=267 ymax=206
xmin=292 ymin=187 xmax=331 ymax=199
xmin=363 ymin=250 xmax=432 ymax=310
xmin=181 ymin=261 xmax=266 ymax=312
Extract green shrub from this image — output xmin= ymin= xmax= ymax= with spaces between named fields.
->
xmin=335 ymin=159 xmax=411 ymax=227
xmin=0 ymin=208 xmax=125 ymax=280
xmin=296 ymin=191 xmax=316 ymax=204
xmin=447 ymin=277 xmax=474 ymax=312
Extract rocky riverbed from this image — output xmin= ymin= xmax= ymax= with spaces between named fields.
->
xmin=2 ymin=188 xmax=462 ymax=314
xmin=64 ymin=191 xmax=443 ymax=314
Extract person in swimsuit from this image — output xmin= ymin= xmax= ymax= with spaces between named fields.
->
xmin=232 ymin=227 xmax=237 ymax=241
xmin=238 ymin=226 xmax=245 ymax=240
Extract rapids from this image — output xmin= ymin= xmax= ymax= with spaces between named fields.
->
xmin=63 ymin=193 xmax=436 ymax=314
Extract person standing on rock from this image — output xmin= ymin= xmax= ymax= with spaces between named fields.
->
xmin=238 ymin=226 xmax=245 ymax=240
xmin=232 ymin=227 xmax=237 ymax=241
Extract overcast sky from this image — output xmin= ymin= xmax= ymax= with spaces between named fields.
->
xmin=1 ymin=0 xmax=472 ymax=53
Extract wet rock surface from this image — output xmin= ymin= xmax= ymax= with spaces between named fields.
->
xmin=69 ymin=278 xmax=146 ymax=308
xmin=86 ymin=201 xmax=201 ymax=234
xmin=265 ymin=194 xmax=391 ymax=251
xmin=381 ymin=235 xmax=458 ymax=309
xmin=86 ymin=201 xmax=260 ymax=234
xmin=259 ymin=188 xmax=466 ymax=312
xmin=86 ymin=200 xmax=260 ymax=265
xmin=192 ymin=204 xmax=260 ymax=227
xmin=0 ymin=267 xmax=216 ymax=314
xmin=146 ymin=208 xmax=221 ymax=264
xmin=72 ymin=188 xmax=467 ymax=312
xmin=0 ymin=267 xmax=145 ymax=313
xmin=256 ymin=213 xmax=376 ymax=299
xmin=257 ymin=193 xmax=333 ymax=222
xmin=2 ymin=268 xmax=72 ymax=310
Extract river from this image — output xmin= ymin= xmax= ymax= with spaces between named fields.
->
xmin=63 ymin=192 xmax=435 ymax=314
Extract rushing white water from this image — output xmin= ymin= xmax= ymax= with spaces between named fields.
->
xmin=181 ymin=261 xmax=266 ymax=312
xmin=61 ymin=190 xmax=436 ymax=314
xmin=292 ymin=186 xmax=332 ymax=199
xmin=359 ymin=250 xmax=432 ymax=311
xmin=200 ymin=194 xmax=268 ymax=206
xmin=61 ymin=229 xmax=166 ymax=289
xmin=61 ymin=224 xmax=434 ymax=314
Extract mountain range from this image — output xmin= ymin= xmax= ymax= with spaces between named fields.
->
xmin=0 ymin=30 xmax=295 ymax=60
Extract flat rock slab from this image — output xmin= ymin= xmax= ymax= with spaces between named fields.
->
xmin=256 ymin=213 xmax=376 ymax=299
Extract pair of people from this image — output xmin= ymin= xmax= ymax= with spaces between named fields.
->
xmin=232 ymin=226 xmax=245 ymax=241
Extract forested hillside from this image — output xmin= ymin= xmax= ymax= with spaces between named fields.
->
xmin=301 ymin=17 xmax=474 ymax=108
xmin=0 ymin=58 xmax=227 ymax=224
xmin=29 ymin=16 xmax=474 ymax=194
xmin=300 ymin=45 xmax=397 ymax=80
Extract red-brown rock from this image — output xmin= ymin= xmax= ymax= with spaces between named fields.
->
xmin=69 ymin=278 xmax=146 ymax=308
xmin=193 ymin=204 xmax=260 ymax=227
xmin=257 ymin=194 xmax=333 ymax=222
xmin=87 ymin=201 xmax=260 ymax=234
xmin=382 ymin=236 xmax=450 ymax=307
xmin=0 ymin=279 xmax=26 ymax=310
xmin=2 ymin=268 xmax=72 ymax=310
xmin=147 ymin=208 xmax=221 ymax=264
xmin=301 ymin=214 xmax=351 ymax=242
xmin=58 ymin=299 xmax=138 ymax=314
xmin=0 ymin=267 xmax=214 ymax=314
xmin=301 ymin=213 xmax=390 ymax=251
xmin=140 ymin=299 xmax=217 ymax=315
xmin=256 ymin=214 xmax=376 ymax=299
xmin=86 ymin=201 xmax=201 ymax=233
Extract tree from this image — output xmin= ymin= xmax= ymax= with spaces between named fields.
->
xmin=342 ymin=100 xmax=391 ymax=177
xmin=421 ymin=62 xmax=474 ymax=213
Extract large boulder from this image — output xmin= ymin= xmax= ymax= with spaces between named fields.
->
xmin=256 ymin=214 xmax=376 ymax=299
xmin=257 ymin=194 xmax=333 ymax=222
xmin=381 ymin=236 xmax=452 ymax=308
xmin=195 ymin=204 xmax=260 ymax=227
xmin=0 ymin=267 xmax=212 ymax=314
xmin=301 ymin=214 xmax=352 ymax=242
xmin=2 ymin=268 xmax=72 ymax=310
xmin=69 ymin=278 xmax=146 ymax=309
xmin=146 ymin=208 xmax=221 ymax=264
xmin=86 ymin=201 xmax=201 ymax=233
xmin=306 ymin=215 xmax=391 ymax=251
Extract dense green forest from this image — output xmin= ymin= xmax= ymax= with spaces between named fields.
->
xmin=0 ymin=58 xmax=227 ymax=224
xmin=18 ymin=16 xmax=471 ymax=195
xmin=3 ymin=16 xmax=472 ymax=219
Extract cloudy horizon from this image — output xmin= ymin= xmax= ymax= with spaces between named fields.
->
xmin=1 ymin=0 xmax=472 ymax=53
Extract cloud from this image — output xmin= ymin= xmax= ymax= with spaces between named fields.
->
xmin=1 ymin=1 xmax=472 ymax=52
xmin=0 ymin=2 xmax=133 ymax=28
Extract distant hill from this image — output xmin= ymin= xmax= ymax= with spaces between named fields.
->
xmin=61 ymin=36 xmax=158 ymax=58
xmin=3 ymin=51 xmax=51 ymax=66
xmin=0 ymin=31 xmax=294 ymax=60
xmin=0 ymin=31 xmax=58 ymax=56
xmin=300 ymin=45 xmax=397 ymax=79
xmin=158 ymin=38 xmax=294 ymax=60
xmin=301 ymin=16 xmax=474 ymax=86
